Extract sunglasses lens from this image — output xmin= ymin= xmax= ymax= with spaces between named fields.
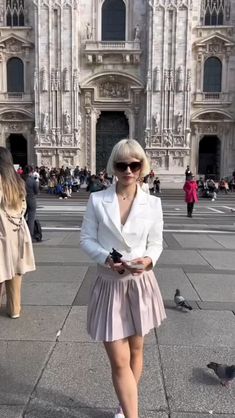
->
xmin=115 ymin=163 xmax=127 ymax=172
xmin=129 ymin=162 xmax=142 ymax=172
xmin=114 ymin=162 xmax=142 ymax=172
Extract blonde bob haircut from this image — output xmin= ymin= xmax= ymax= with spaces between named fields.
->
xmin=107 ymin=139 xmax=150 ymax=178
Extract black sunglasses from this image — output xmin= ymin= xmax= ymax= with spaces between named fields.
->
xmin=114 ymin=161 xmax=142 ymax=172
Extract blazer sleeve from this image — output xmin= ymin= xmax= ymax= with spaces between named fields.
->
xmin=80 ymin=194 xmax=110 ymax=265
xmin=142 ymin=198 xmax=163 ymax=267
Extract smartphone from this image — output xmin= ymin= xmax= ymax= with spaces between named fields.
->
xmin=126 ymin=262 xmax=145 ymax=270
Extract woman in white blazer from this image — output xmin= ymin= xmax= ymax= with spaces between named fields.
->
xmin=80 ymin=139 xmax=166 ymax=418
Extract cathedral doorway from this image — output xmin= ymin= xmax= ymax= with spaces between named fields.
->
xmin=96 ymin=111 xmax=129 ymax=173
xmin=7 ymin=134 xmax=27 ymax=168
xmin=198 ymin=135 xmax=221 ymax=179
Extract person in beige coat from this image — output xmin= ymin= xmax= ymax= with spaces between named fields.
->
xmin=0 ymin=147 xmax=35 ymax=318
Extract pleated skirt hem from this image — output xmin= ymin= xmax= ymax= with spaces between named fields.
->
xmin=87 ymin=265 xmax=166 ymax=342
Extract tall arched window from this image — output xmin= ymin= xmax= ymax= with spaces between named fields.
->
xmin=202 ymin=0 xmax=225 ymax=26
xmin=203 ymin=57 xmax=222 ymax=92
xmin=7 ymin=57 xmax=24 ymax=92
xmin=102 ymin=0 xmax=126 ymax=41
xmin=6 ymin=0 xmax=25 ymax=27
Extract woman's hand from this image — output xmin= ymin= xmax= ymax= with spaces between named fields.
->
xmin=105 ymin=256 xmax=125 ymax=273
xmin=122 ymin=257 xmax=152 ymax=275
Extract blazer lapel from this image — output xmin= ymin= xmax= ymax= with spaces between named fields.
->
xmin=102 ymin=184 xmax=122 ymax=235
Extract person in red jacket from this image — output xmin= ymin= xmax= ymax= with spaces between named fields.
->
xmin=183 ymin=175 xmax=199 ymax=217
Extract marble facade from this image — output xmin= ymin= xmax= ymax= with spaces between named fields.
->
xmin=0 ymin=0 xmax=234 ymax=186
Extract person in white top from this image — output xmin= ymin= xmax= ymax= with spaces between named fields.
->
xmin=80 ymin=139 xmax=166 ymax=418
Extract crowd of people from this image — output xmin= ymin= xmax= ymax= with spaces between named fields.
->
xmin=16 ymin=164 xmax=162 ymax=197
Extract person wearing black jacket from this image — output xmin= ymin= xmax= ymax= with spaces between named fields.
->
xmin=23 ymin=166 xmax=39 ymax=240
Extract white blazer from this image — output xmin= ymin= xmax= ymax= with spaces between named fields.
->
xmin=80 ymin=184 xmax=163 ymax=267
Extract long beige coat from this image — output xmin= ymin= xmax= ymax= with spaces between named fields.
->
xmin=0 ymin=177 xmax=35 ymax=282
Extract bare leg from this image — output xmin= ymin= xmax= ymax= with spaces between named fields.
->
xmin=5 ymin=275 xmax=22 ymax=317
xmin=0 ymin=282 xmax=5 ymax=308
xmin=104 ymin=338 xmax=138 ymax=418
xmin=128 ymin=335 xmax=144 ymax=385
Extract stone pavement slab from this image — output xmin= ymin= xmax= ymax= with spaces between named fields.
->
xmin=25 ymin=402 xmax=169 ymax=418
xmin=73 ymin=266 xmax=96 ymax=306
xmin=35 ymin=231 xmax=69 ymax=246
xmin=32 ymin=342 xmax=167 ymax=411
xmin=59 ymin=306 xmax=156 ymax=345
xmin=188 ymin=273 xmax=235 ymax=302
xmin=211 ymin=234 xmax=235 ymax=249
xmin=171 ymin=414 xmax=235 ymax=418
xmin=197 ymin=301 xmax=235 ymax=311
xmin=157 ymin=309 xmax=235 ymax=347
xmin=22 ymin=281 xmax=82 ymax=306
xmin=0 ymin=306 xmax=69 ymax=341
xmin=158 ymin=250 xmax=208 ymax=266
xmin=159 ymin=345 xmax=235 ymax=415
xmin=0 ymin=341 xmax=52 ymax=405
xmin=199 ymin=250 xmax=235 ymax=270
xmin=0 ymin=406 xmax=24 ymax=418
xmin=155 ymin=268 xmax=200 ymax=300
xmin=26 ymin=265 xmax=88 ymax=282
xmin=172 ymin=234 xmax=223 ymax=249
xmin=34 ymin=247 xmax=91 ymax=264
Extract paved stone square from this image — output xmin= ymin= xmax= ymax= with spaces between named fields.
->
xmin=1 ymin=230 xmax=235 ymax=418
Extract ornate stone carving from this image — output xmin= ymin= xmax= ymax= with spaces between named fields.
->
xmin=41 ymin=156 xmax=52 ymax=167
xmin=86 ymin=23 xmax=92 ymax=40
xmin=153 ymin=112 xmax=160 ymax=134
xmin=176 ymin=112 xmax=183 ymax=133
xmin=62 ymin=135 xmax=73 ymax=146
xmin=73 ymin=68 xmax=80 ymax=92
xmin=42 ymin=112 xmax=49 ymax=133
xmin=74 ymin=113 xmax=81 ymax=147
xmin=134 ymin=24 xmax=141 ymax=41
xmin=144 ymin=129 xmax=151 ymax=147
xmin=51 ymin=128 xmax=57 ymax=146
xmin=173 ymin=136 xmax=184 ymax=147
xmin=34 ymin=127 xmax=40 ymax=146
xmin=162 ymin=129 xmax=173 ymax=147
xmin=154 ymin=0 xmax=191 ymax=9
xmin=6 ymin=39 xmax=22 ymax=53
xmin=99 ymin=81 xmax=128 ymax=99
xmin=64 ymin=110 xmax=71 ymax=133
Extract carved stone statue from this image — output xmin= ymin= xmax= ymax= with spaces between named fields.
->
xmin=64 ymin=110 xmax=71 ymax=133
xmin=86 ymin=23 xmax=92 ymax=40
xmin=162 ymin=129 xmax=173 ymax=147
xmin=42 ymin=112 xmax=49 ymax=133
xmin=153 ymin=112 xmax=160 ymax=134
xmin=144 ymin=129 xmax=150 ymax=147
xmin=186 ymin=69 xmax=191 ymax=92
xmin=134 ymin=24 xmax=141 ymax=41
xmin=54 ymin=69 xmax=60 ymax=91
xmin=51 ymin=128 xmax=56 ymax=146
xmin=74 ymin=128 xmax=81 ymax=148
xmin=73 ymin=68 xmax=80 ymax=92
xmin=34 ymin=128 xmax=40 ymax=146
xmin=41 ymin=67 xmax=48 ymax=92
xmin=176 ymin=112 xmax=183 ymax=133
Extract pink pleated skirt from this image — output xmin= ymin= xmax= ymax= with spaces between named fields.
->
xmin=87 ymin=265 xmax=166 ymax=342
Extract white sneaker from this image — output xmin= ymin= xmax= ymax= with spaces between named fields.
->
xmin=10 ymin=314 xmax=20 ymax=319
xmin=114 ymin=405 xmax=125 ymax=418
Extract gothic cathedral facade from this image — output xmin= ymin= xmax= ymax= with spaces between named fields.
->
xmin=0 ymin=0 xmax=234 ymax=186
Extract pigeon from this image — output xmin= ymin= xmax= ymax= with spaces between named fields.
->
xmin=207 ymin=362 xmax=235 ymax=387
xmin=174 ymin=289 xmax=193 ymax=310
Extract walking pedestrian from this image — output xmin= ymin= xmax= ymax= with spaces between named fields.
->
xmin=185 ymin=165 xmax=192 ymax=180
xmin=0 ymin=147 xmax=35 ymax=318
xmin=183 ymin=174 xmax=199 ymax=217
xmin=80 ymin=139 xmax=166 ymax=418
xmin=23 ymin=166 xmax=39 ymax=240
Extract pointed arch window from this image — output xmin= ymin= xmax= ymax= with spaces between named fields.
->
xmin=203 ymin=57 xmax=222 ymax=92
xmin=5 ymin=0 xmax=25 ymax=27
xmin=102 ymin=0 xmax=126 ymax=41
xmin=202 ymin=0 xmax=225 ymax=25
xmin=7 ymin=57 xmax=24 ymax=92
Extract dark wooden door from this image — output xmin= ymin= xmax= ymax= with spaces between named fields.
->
xmin=96 ymin=111 xmax=129 ymax=173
